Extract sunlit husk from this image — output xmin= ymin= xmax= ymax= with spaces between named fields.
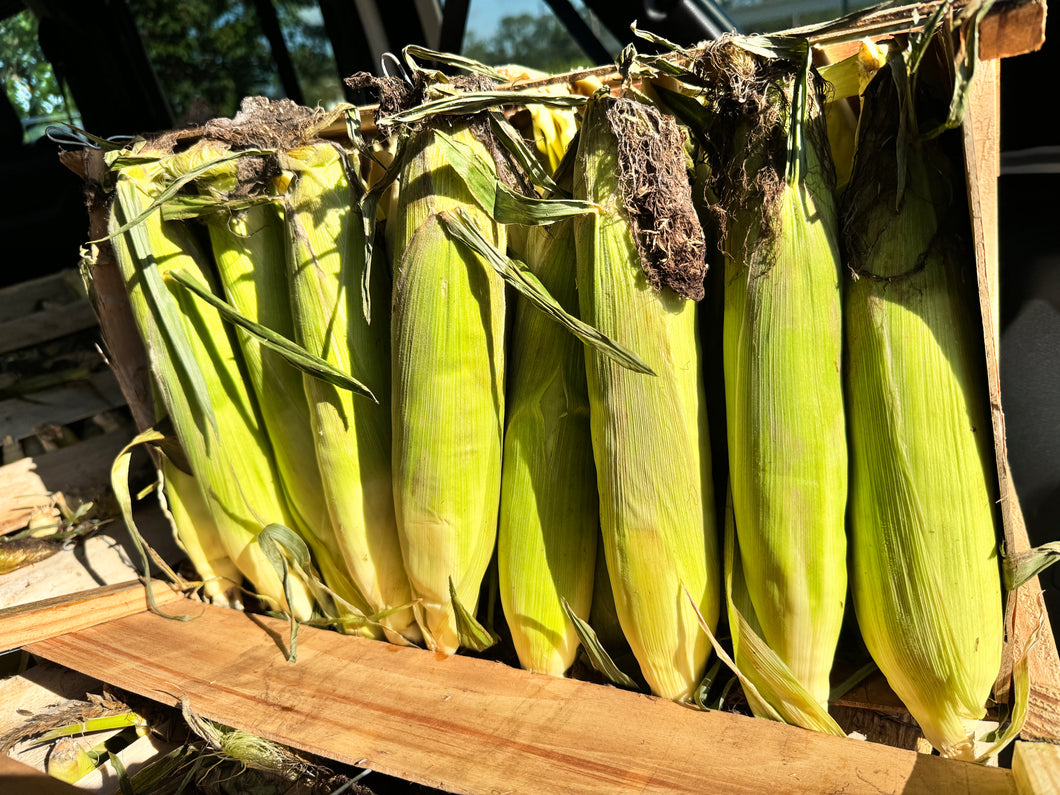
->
xmin=498 ymin=215 xmax=597 ymax=675
xmin=159 ymin=456 xmax=242 ymax=606
xmin=390 ymin=122 xmax=507 ymax=653
xmin=721 ymin=97 xmax=848 ymax=710
xmin=574 ymin=95 xmax=718 ymax=701
xmin=279 ymin=141 xmax=416 ymax=642
xmin=163 ymin=142 xmax=374 ymax=628
xmin=109 ymin=155 xmax=315 ymax=620
xmin=844 ymin=62 xmax=1003 ymax=760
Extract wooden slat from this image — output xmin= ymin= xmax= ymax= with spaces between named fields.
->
xmin=0 ymin=580 xmax=183 ymax=654
xmin=0 ymin=754 xmax=85 ymax=795
xmin=65 ymin=149 xmax=156 ymax=434
xmin=0 ymin=270 xmax=83 ymax=325
xmin=1012 ymin=741 xmax=1060 ymax=794
xmin=0 ymin=371 xmax=126 ymax=443
xmin=980 ymin=0 xmax=1049 ymax=60
xmin=0 ymin=300 xmax=99 ymax=357
xmin=27 ymin=605 xmax=1015 ymax=795
xmin=962 ymin=43 xmax=1060 ymax=742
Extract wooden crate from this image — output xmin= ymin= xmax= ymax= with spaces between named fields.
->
xmin=2 ymin=0 xmax=1057 ymax=791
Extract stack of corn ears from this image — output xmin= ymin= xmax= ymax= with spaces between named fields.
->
xmin=91 ymin=20 xmax=1018 ymax=758
xmin=108 ymin=151 xmax=317 ymax=622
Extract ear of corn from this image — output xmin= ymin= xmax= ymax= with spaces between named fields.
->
xmin=159 ymin=456 xmax=242 ymax=607
xmin=497 ymin=211 xmax=597 ymax=676
xmin=843 ymin=56 xmax=1003 ymax=760
xmin=574 ymin=94 xmax=719 ymax=701
xmin=719 ymin=68 xmax=848 ymax=712
xmin=389 ymin=122 xmax=507 ymax=653
xmin=278 ymin=141 xmax=416 ymax=643
xmin=724 ymin=483 xmax=845 ymax=735
xmin=109 ymin=154 xmax=316 ymax=621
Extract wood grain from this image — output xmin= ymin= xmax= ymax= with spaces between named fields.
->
xmin=0 ymin=301 xmax=99 ymax=357
xmin=0 ymin=371 xmax=126 ymax=444
xmin=1012 ymin=741 xmax=1060 ymax=794
xmin=27 ymin=604 xmax=1016 ymax=795
xmin=0 ymin=270 xmax=83 ymax=325
xmin=0 ymin=580 xmax=184 ymax=654
xmin=962 ymin=44 xmax=1060 ymax=742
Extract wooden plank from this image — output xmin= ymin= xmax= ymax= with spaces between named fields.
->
xmin=980 ymin=0 xmax=1049 ymax=60
xmin=0 ymin=270 xmax=83 ymax=325
xmin=0 ymin=753 xmax=85 ymax=794
xmin=0 ymin=371 xmax=126 ymax=443
xmin=1013 ymin=741 xmax=1060 ymax=794
xmin=27 ymin=605 xmax=1015 ymax=795
xmin=0 ymin=580 xmax=183 ymax=654
xmin=962 ymin=45 xmax=1060 ymax=741
xmin=0 ymin=425 xmax=139 ymax=536
xmin=0 ymin=300 xmax=100 ymax=357
xmin=0 ymin=525 xmax=181 ymax=610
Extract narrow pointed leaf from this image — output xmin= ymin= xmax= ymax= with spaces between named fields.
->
xmin=166 ymin=268 xmax=377 ymax=401
xmin=1003 ymin=542 xmax=1060 ymax=591
xmin=380 ymin=90 xmax=585 ymax=125
xmin=110 ymin=428 xmax=194 ymax=621
xmin=684 ymin=587 xmax=786 ymax=724
xmin=494 ymin=183 xmax=597 ymax=225
xmin=257 ymin=523 xmax=314 ymax=661
xmin=488 ymin=111 xmax=560 ymax=195
xmin=440 ymin=209 xmax=655 ymax=375
xmin=403 ymin=44 xmax=505 ymax=81
xmin=449 ymin=577 xmax=498 ymax=652
xmin=561 ymin=597 xmax=639 ymax=689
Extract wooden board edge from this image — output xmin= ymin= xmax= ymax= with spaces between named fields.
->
xmin=980 ymin=0 xmax=1048 ymax=60
xmin=963 ymin=47 xmax=1060 ymax=742
xmin=25 ymin=605 xmax=1018 ymax=795
xmin=0 ymin=580 xmax=186 ymax=654
xmin=1012 ymin=740 xmax=1060 ymax=793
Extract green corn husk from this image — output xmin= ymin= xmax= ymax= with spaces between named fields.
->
xmin=159 ymin=456 xmax=242 ymax=606
xmin=108 ymin=153 xmax=315 ymax=621
xmin=162 ymin=141 xmax=374 ymax=630
xmin=497 ymin=206 xmax=597 ymax=676
xmin=843 ymin=54 xmax=1003 ymax=760
xmin=574 ymin=93 xmax=719 ymax=701
xmin=391 ymin=121 xmax=507 ymax=653
xmin=716 ymin=64 xmax=848 ymax=711
xmin=278 ymin=141 xmax=417 ymax=643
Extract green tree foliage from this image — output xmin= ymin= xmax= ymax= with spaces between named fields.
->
xmin=0 ymin=10 xmax=68 ymax=121
xmin=126 ymin=0 xmax=342 ymax=122
xmin=463 ymin=13 xmax=594 ymax=73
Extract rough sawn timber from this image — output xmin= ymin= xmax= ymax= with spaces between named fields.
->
xmin=26 ymin=602 xmax=1015 ymax=795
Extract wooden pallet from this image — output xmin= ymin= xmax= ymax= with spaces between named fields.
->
xmin=0 ymin=269 xmax=137 ymax=538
